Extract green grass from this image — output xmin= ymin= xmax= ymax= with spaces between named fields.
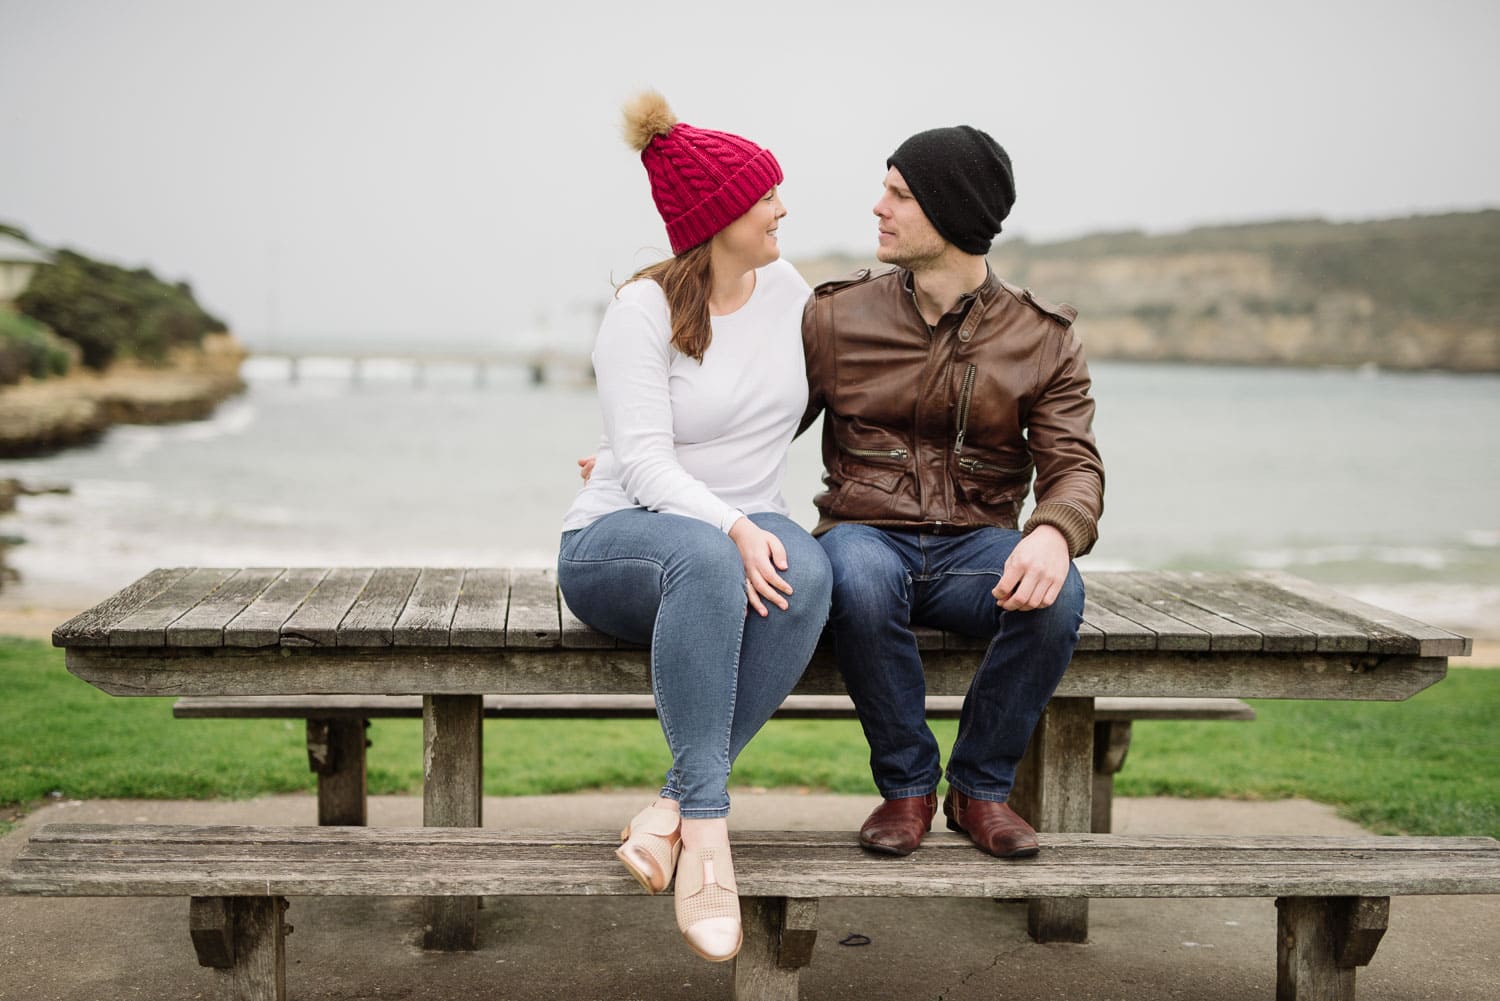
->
xmin=2 ymin=636 xmax=1496 ymax=837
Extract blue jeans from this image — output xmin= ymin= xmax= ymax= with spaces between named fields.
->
xmin=558 ymin=509 xmax=832 ymax=818
xmin=817 ymin=524 xmax=1084 ymax=803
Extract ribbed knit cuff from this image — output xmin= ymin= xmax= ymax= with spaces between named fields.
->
xmin=1023 ymin=501 xmax=1096 ymax=558
xmin=719 ymin=508 xmax=747 ymax=534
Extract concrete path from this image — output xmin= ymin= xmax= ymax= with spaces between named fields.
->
xmin=2 ymin=793 xmax=1496 ymax=1000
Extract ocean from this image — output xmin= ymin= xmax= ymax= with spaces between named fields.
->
xmin=2 ymin=357 xmax=1497 ymax=637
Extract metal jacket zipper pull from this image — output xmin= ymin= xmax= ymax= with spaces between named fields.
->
xmin=954 ymin=364 xmax=977 ymax=454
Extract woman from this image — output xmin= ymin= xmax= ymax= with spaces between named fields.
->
xmin=557 ymin=93 xmax=832 ymax=963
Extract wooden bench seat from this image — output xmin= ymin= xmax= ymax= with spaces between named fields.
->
xmin=5 ymin=823 xmax=1497 ymax=1001
xmin=171 ymin=693 xmax=1255 ymax=832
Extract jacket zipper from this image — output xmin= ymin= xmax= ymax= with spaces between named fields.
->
xmin=957 ymin=455 xmax=1032 ymax=475
xmin=839 ymin=442 xmax=909 ymax=461
xmin=953 ymin=363 xmax=977 ymax=455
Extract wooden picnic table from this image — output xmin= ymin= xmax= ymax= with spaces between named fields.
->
xmin=51 ymin=567 xmax=1469 ymax=948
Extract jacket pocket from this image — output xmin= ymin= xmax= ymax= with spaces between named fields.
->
xmin=835 ymin=439 xmax=911 ymax=495
xmin=954 ymin=443 xmax=1033 ymax=509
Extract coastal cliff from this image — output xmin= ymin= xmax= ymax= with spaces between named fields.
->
xmin=798 ymin=210 xmax=1500 ymax=372
xmin=0 ymin=332 xmax=247 ymax=456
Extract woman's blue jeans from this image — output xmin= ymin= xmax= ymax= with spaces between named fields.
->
xmin=558 ymin=509 xmax=832 ymax=818
xmin=818 ymin=524 xmax=1084 ymax=804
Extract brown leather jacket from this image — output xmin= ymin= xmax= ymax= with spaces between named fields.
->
xmin=801 ymin=265 xmax=1105 ymax=557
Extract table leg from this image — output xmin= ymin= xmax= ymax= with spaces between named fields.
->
xmin=422 ymin=694 xmax=483 ymax=950
xmin=306 ymin=717 xmax=368 ymax=826
xmin=1012 ymin=696 xmax=1094 ymax=943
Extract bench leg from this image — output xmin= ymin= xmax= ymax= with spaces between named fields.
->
xmin=189 ymin=896 xmax=288 ymax=1001
xmin=423 ymin=694 xmax=484 ymax=950
xmin=306 ymin=717 xmax=369 ymax=826
xmin=1091 ymin=720 xmax=1133 ymax=835
xmin=1012 ymin=696 xmax=1094 ymax=943
xmin=734 ymin=896 xmax=818 ymax=1001
xmin=1276 ymin=896 xmax=1389 ymax=1001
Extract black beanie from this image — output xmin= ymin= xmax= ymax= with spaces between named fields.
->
xmin=887 ymin=126 xmax=1015 ymax=255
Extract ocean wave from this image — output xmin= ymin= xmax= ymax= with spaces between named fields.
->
xmin=1244 ymin=544 xmax=1453 ymax=572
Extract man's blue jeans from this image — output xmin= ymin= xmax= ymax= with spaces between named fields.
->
xmin=817 ymin=524 xmax=1084 ymax=803
xmin=558 ymin=509 xmax=832 ymax=818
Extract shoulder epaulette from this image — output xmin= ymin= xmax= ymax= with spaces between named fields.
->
xmin=997 ymin=277 xmax=1077 ymax=327
xmin=813 ymin=265 xmax=895 ymax=298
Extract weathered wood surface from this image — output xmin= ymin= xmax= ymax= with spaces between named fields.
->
xmin=7 ymin=826 xmax=1498 ymax=899
xmin=393 ymin=568 xmax=464 ymax=647
xmin=337 ymin=567 xmax=419 ymax=647
xmin=189 ymin=895 xmax=236 ymax=968
xmin=50 ymin=567 xmax=191 ymax=647
xmin=69 ymin=646 xmax=1446 ymax=702
xmin=277 ymin=567 xmax=374 ymax=647
xmin=422 ymin=694 xmax=483 ymax=950
xmin=1249 ymin=570 xmax=1472 ymax=657
xmin=506 ymin=568 xmax=560 ymax=649
xmin=170 ymin=693 xmax=1255 ymax=723
xmin=166 ymin=568 xmax=281 ymax=647
xmin=449 ymin=569 xmax=509 ymax=647
xmin=103 ymin=568 xmax=238 ymax=647
xmin=735 ymin=897 xmax=807 ymax=1001
xmin=52 ymin=568 xmax=1471 ymax=659
xmin=226 ymin=569 xmax=328 ymax=648
xmin=1013 ymin=697 xmax=1095 ymax=942
xmin=307 ymin=718 xmax=366 ymax=826
xmin=1275 ymin=896 xmax=1387 ymax=1001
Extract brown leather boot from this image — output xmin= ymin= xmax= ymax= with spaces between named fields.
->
xmin=943 ymin=789 xmax=1040 ymax=858
xmin=858 ymin=793 xmax=938 ymax=856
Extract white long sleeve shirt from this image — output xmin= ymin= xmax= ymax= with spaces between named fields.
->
xmin=562 ymin=258 xmax=812 ymax=533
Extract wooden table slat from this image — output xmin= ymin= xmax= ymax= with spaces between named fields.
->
xmin=1220 ymin=575 xmax=1372 ymax=653
xmin=1081 ymin=598 xmax=1158 ymax=651
xmin=1149 ymin=572 xmax=1318 ymax=653
xmin=165 ymin=568 xmax=285 ymax=647
xmin=506 ymin=568 xmax=560 ymax=648
xmin=1247 ymin=570 xmax=1469 ymax=657
xmin=392 ymin=568 xmax=465 ymax=647
xmin=107 ymin=569 xmax=240 ymax=647
xmin=51 ymin=567 xmax=192 ymax=648
xmin=337 ymin=568 xmax=420 ymax=647
xmin=449 ymin=569 xmax=510 ymax=647
xmin=279 ymin=568 xmax=375 ymax=647
xmin=1091 ymin=572 xmax=1263 ymax=652
xmin=1084 ymin=575 xmax=1214 ymax=651
xmin=223 ymin=568 xmax=330 ymax=647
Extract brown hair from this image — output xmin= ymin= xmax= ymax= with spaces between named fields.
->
xmin=622 ymin=241 xmax=714 ymax=362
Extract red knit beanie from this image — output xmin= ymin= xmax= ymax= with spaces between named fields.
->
xmin=623 ymin=92 xmax=783 ymax=254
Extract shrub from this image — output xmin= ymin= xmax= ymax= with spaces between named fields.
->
xmin=0 ymin=312 xmax=73 ymax=386
xmin=16 ymin=250 xmax=225 ymax=369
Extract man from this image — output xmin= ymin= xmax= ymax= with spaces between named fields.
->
xmin=802 ymin=126 xmax=1104 ymax=859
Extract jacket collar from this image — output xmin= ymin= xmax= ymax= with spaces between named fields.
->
xmin=898 ymin=264 xmax=1000 ymax=342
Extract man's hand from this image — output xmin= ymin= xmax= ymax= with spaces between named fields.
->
xmin=577 ymin=456 xmax=596 ymax=482
xmin=992 ymin=525 xmax=1070 ymax=611
xmin=728 ymin=517 xmax=793 ymax=617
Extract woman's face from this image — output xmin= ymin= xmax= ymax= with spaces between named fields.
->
xmin=713 ymin=187 xmax=786 ymax=269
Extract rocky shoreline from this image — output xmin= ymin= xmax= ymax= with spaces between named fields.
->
xmin=0 ymin=333 xmax=247 ymax=457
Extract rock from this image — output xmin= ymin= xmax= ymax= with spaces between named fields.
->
xmin=0 ymin=334 xmax=247 ymax=457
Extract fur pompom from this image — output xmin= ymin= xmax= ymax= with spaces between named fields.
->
xmin=622 ymin=91 xmax=677 ymax=152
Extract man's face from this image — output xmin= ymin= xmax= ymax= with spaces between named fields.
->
xmin=872 ymin=167 xmax=946 ymax=268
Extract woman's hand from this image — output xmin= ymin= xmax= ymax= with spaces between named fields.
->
xmin=728 ymin=517 xmax=793 ymax=617
xmin=577 ymin=456 xmax=597 ymax=482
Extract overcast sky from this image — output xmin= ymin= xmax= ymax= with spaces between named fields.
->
xmin=3 ymin=0 xmax=1496 ymax=351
